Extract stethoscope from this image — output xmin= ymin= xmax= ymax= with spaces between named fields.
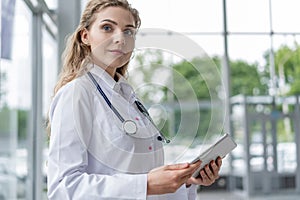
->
xmin=87 ymin=71 xmax=170 ymax=143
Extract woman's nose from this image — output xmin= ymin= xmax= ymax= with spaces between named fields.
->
xmin=113 ymin=32 xmax=126 ymax=45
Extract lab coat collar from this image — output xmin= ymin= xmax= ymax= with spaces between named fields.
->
xmin=88 ymin=64 xmax=125 ymax=93
xmin=88 ymin=64 xmax=135 ymax=101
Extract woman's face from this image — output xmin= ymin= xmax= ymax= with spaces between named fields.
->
xmin=81 ymin=6 xmax=136 ymax=76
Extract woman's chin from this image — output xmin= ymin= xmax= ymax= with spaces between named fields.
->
xmin=107 ymin=57 xmax=130 ymax=68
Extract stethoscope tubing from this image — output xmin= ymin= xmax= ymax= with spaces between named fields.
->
xmin=87 ymin=71 xmax=170 ymax=143
xmin=87 ymin=71 xmax=125 ymax=123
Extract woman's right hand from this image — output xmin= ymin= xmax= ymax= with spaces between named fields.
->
xmin=147 ymin=161 xmax=201 ymax=195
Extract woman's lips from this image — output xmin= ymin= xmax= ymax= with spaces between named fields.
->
xmin=109 ymin=49 xmax=125 ymax=55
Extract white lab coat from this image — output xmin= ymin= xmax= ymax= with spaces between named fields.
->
xmin=47 ymin=64 xmax=197 ymax=200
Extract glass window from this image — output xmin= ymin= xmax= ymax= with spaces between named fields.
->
xmin=228 ymin=35 xmax=271 ymax=65
xmin=187 ymin=35 xmax=224 ymax=58
xmin=81 ymin=0 xmax=88 ymax=12
xmin=165 ymin=0 xmax=223 ymax=33
xmin=42 ymin=27 xmax=58 ymax=117
xmin=42 ymin=25 xmax=58 ymax=198
xmin=129 ymin=0 xmax=223 ymax=33
xmin=273 ymin=35 xmax=300 ymax=50
xmin=1 ymin=0 xmax=32 ymax=199
xmin=128 ymin=0 xmax=175 ymax=30
xmin=272 ymin=0 xmax=300 ymax=32
xmin=227 ymin=0 xmax=270 ymax=33
xmin=63 ymin=0 xmax=300 ymax=195
xmin=29 ymin=0 xmax=38 ymax=7
xmin=45 ymin=0 xmax=58 ymax=10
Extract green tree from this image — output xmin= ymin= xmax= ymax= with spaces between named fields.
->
xmin=173 ymin=56 xmax=268 ymax=98
xmin=0 ymin=106 xmax=28 ymax=140
xmin=129 ymin=50 xmax=268 ymax=141
xmin=230 ymin=59 xmax=268 ymax=96
xmin=172 ymin=57 xmax=210 ymax=99
xmin=264 ymin=44 xmax=300 ymax=142
xmin=0 ymin=106 xmax=12 ymax=136
xmin=277 ymin=44 xmax=300 ymax=95
xmin=17 ymin=109 xmax=29 ymax=140
xmin=263 ymin=44 xmax=300 ymax=95
xmin=129 ymin=49 xmax=169 ymax=101
xmin=289 ymin=45 xmax=300 ymax=94
xmin=0 ymin=71 xmax=7 ymax=107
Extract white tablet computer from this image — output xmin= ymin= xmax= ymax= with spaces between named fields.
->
xmin=190 ymin=133 xmax=237 ymax=178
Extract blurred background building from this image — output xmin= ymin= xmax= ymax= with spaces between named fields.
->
xmin=0 ymin=0 xmax=300 ymax=199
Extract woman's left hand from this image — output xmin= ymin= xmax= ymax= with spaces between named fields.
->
xmin=186 ymin=157 xmax=222 ymax=186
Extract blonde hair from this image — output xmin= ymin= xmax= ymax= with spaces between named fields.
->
xmin=54 ymin=0 xmax=141 ymax=95
xmin=47 ymin=0 xmax=140 ymax=135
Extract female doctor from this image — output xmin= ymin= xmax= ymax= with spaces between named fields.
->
xmin=47 ymin=0 xmax=222 ymax=199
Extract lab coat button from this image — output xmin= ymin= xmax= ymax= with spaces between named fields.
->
xmin=114 ymin=84 xmax=121 ymax=92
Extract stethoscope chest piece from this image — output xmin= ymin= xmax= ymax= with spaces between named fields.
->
xmin=87 ymin=71 xmax=170 ymax=143
xmin=123 ymin=120 xmax=137 ymax=135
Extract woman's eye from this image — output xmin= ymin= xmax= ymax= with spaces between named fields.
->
xmin=123 ymin=29 xmax=135 ymax=36
xmin=102 ymin=25 xmax=112 ymax=32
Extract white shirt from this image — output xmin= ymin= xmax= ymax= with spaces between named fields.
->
xmin=47 ymin=65 xmax=197 ymax=200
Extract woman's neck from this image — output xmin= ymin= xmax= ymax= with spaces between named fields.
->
xmin=104 ymin=67 xmax=116 ymax=80
xmin=93 ymin=62 xmax=117 ymax=80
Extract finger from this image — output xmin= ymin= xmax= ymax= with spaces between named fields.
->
xmin=165 ymin=160 xmax=201 ymax=171
xmin=181 ymin=169 xmax=200 ymax=186
xmin=174 ymin=162 xmax=201 ymax=180
xmin=191 ymin=160 xmax=202 ymax=165
xmin=177 ymin=175 xmax=192 ymax=189
xmin=181 ymin=173 xmax=193 ymax=182
xmin=190 ymin=159 xmax=201 ymax=165
xmin=200 ymin=168 xmax=215 ymax=184
xmin=209 ymin=161 xmax=220 ymax=177
xmin=216 ymin=157 xmax=222 ymax=167
xmin=164 ymin=163 xmax=189 ymax=170
xmin=187 ymin=176 xmax=205 ymax=185
xmin=149 ymin=165 xmax=165 ymax=172
xmin=199 ymin=170 xmax=208 ymax=182
xmin=182 ymin=162 xmax=201 ymax=179
xmin=204 ymin=165 xmax=214 ymax=180
xmin=189 ymin=160 xmax=201 ymax=171
xmin=178 ymin=164 xmax=199 ymax=177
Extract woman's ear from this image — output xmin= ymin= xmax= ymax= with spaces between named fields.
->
xmin=81 ymin=28 xmax=90 ymax=45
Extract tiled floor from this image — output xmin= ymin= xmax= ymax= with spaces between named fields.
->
xmin=198 ymin=191 xmax=300 ymax=200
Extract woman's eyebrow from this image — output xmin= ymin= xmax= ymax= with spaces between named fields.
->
xmin=100 ymin=19 xmax=135 ymax=28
